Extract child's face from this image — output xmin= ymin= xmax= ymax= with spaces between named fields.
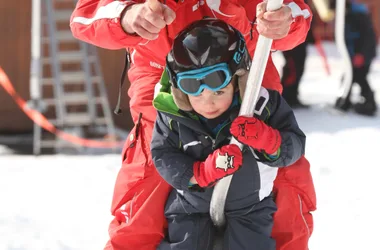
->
xmin=188 ymin=83 xmax=235 ymax=119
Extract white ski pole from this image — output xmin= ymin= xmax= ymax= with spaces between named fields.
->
xmin=312 ymin=0 xmax=335 ymax=22
xmin=210 ymin=0 xmax=284 ymax=228
xmin=335 ymin=0 xmax=352 ymax=103
xmin=30 ymin=0 xmax=42 ymax=104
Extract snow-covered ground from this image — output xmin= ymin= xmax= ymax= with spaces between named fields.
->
xmin=1 ymin=42 xmax=380 ymax=250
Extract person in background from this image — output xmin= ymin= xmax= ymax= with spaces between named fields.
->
xmin=280 ymin=0 xmax=316 ymax=108
xmin=332 ymin=0 xmax=378 ymax=116
xmin=280 ymin=19 xmax=314 ymax=108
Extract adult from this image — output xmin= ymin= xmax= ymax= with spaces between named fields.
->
xmin=70 ymin=1 xmax=316 ymax=249
xmin=281 ymin=12 xmax=315 ymax=108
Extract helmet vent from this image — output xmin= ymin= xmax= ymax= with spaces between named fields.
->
xmin=185 ymin=46 xmax=211 ymax=66
xmin=185 ymin=47 xmax=200 ymax=66
xmin=200 ymin=47 xmax=210 ymax=64
xmin=228 ymin=41 xmax=237 ymax=51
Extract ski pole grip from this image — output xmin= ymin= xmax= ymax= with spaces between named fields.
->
xmin=266 ymin=0 xmax=284 ymax=11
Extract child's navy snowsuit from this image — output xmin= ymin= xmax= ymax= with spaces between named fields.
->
xmin=151 ymin=79 xmax=306 ymax=250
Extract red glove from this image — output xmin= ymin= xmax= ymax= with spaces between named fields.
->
xmin=193 ymin=144 xmax=243 ymax=188
xmin=230 ymin=116 xmax=281 ymax=155
xmin=353 ymin=54 xmax=365 ymax=68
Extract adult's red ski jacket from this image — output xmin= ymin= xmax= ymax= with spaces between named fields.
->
xmin=70 ymin=1 xmax=317 ymax=250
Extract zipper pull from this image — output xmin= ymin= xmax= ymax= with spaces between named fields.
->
xmin=211 ymin=139 xmax=216 ymax=150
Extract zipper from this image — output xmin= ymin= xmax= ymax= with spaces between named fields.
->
xmin=129 ymin=113 xmax=143 ymax=148
xmin=212 ymin=121 xmax=232 ymax=149
xmin=298 ymin=194 xmax=311 ymax=236
xmin=114 ymin=49 xmax=131 ymax=115
xmin=209 ymin=137 xmax=216 ymax=150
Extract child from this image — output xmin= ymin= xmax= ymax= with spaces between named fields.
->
xmin=151 ymin=18 xmax=306 ymax=250
xmin=331 ymin=0 xmax=378 ymax=116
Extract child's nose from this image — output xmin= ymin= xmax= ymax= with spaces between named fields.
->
xmin=202 ymin=97 xmax=214 ymax=106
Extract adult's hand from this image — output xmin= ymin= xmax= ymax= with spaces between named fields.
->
xmin=256 ymin=1 xmax=293 ymax=40
xmin=121 ymin=0 xmax=176 ymax=40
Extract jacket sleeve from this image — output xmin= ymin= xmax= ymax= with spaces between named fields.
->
xmin=151 ymin=112 xmax=197 ymax=191
xmin=253 ymin=88 xmax=306 ymax=167
xmin=241 ymin=0 xmax=312 ymax=51
xmin=207 ymin=0 xmax=253 ymax=42
xmin=272 ymin=0 xmax=312 ymax=50
xmin=70 ymin=0 xmax=146 ymax=49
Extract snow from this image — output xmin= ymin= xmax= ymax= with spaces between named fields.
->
xmin=1 ymin=42 xmax=380 ymax=250
xmin=0 ymin=155 xmax=120 ymax=250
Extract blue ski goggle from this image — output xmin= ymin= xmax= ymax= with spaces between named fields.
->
xmin=175 ymin=63 xmax=232 ymax=96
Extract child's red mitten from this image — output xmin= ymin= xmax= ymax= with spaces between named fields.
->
xmin=230 ymin=116 xmax=281 ymax=155
xmin=193 ymin=144 xmax=243 ymax=188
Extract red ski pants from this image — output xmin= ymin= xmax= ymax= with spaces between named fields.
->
xmin=105 ymin=114 xmax=316 ymax=250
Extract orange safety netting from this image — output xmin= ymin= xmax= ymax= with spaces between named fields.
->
xmin=0 ymin=67 xmax=124 ymax=148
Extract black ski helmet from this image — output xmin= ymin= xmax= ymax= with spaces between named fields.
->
xmin=166 ymin=18 xmax=251 ymax=88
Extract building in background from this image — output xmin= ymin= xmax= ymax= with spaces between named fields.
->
xmin=0 ymin=1 xmax=133 ymax=133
